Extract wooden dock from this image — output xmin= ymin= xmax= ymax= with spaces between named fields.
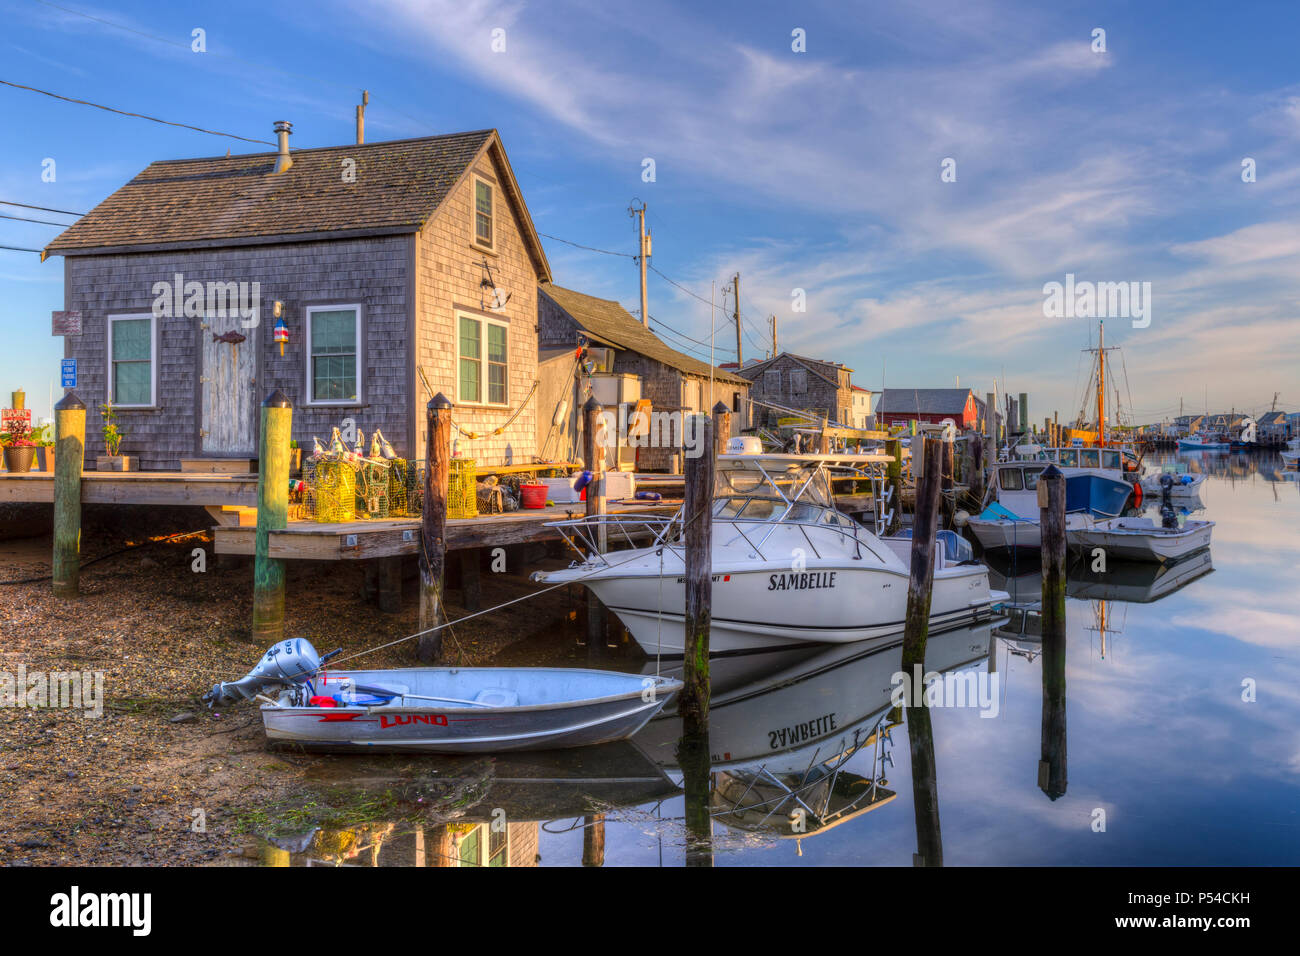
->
xmin=0 ymin=471 xmax=258 ymax=507
xmin=211 ymin=499 xmax=680 ymax=560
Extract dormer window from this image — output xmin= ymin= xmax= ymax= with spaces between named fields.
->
xmin=474 ymin=176 xmax=494 ymax=251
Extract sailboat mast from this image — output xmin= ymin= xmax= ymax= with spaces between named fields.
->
xmin=1097 ymin=320 xmax=1106 ymax=447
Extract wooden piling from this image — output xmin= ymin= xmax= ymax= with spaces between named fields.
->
xmin=582 ymin=814 xmax=606 ymax=867
xmin=680 ymin=412 xmax=714 ymax=734
xmin=1038 ymin=464 xmax=1068 ymax=798
xmin=582 ymin=396 xmax=607 ymax=656
xmin=52 ymin=392 xmax=85 ymax=598
xmin=459 ymin=549 xmax=481 ymax=612
xmin=907 ymin=699 xmax=944 ymax=867
xmin=678 ymin=728 xmax=714 ymax=868
xmin=885 ymin=438 xmax=903 ymax=534
xmin=818 ymin=416 xmax=830 ymax=454
xmin=418 ymin=393 xmax=453 ymax=662
xmin=376 ymin=555 xmax=402 ymax=614
xmin=712 ymin=401 xmax=731 ymax=459
xmin=941 ymin=434 xmax=954 ymax=528
xmin=901 ymin=437 xmax=943 ymax=673
xmin=252 ymin=390 xmax=292 ymax=643
xmin=970 ymin=429 xmax=985 ymax=501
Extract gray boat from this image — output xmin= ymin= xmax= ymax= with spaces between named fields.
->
xmin=204 ymin=639 xmax=681 ymax=754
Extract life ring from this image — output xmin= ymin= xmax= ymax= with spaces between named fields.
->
xmin=1132 ymin=481 xmax=1143 ymax=507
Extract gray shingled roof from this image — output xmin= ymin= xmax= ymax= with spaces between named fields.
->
xmin=540 ymin=284 xmax=748 ymax=385
xmin=877 ymin=388 xmax=974 ymax=415
xmin=43 ymin=130 xmax=549 ymax=277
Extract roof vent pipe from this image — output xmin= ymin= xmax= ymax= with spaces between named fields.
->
xmin=273 ymin=120 xmax=293 ymax=174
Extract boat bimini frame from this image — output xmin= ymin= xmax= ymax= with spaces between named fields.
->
xmin=544 ymin=454 xmax=897 ymax=568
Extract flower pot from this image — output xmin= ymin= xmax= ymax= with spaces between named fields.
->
xmin=37 ymin=447 xmax=55 ymax=472
xmin=96 ymin=455 xmax=134 ymax=472
xmin=3 ymin=446 xmax=36 ymax=474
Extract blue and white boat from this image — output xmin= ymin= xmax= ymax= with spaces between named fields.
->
xmin=1177 ymin=433 xmax=1229 ymax=450
xmin=965 ymin=448 xmax=1136 ymax=553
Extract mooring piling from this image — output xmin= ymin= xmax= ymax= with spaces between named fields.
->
xmin=418 ymin=393 xmax=453 ymax=662
xmin=251 ymin=390 xmax=292 ymax=642
xmin=885 ymin=437 xmax=903 ymax=534
xmin=1038 ymin=463 xmax=1068 ymax=798
xmin=902 ymin=436 xmax=943 ymax=672
xmin=712 ymin=400 xmax=731 ymax=458
xmin=941 ymin=431 xmax=955 ymax=528
xmin=52 ymin=391 xmax=86 ymax=598
xmin=680 ymin=412 xmax=715 ymax=733
xmin=582 ymin=395 xmax=607 ymax=656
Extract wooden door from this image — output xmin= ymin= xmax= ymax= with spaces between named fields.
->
xmin=200 ymin=314 xmax=257 ymax=455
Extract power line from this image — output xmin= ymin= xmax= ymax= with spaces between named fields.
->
xmin=0 ymin=213 xmax=70 ymax=226
xmin=0 ymin=245 xmax=42 ymax=253
xmin=537 ymin=232 xmax=634 ymax=258
xmin=0 ymin=200 xmax=84 ymax=216
xmin=0 ymin=79 xmax=274 ymax=144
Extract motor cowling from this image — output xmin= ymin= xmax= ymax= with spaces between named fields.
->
xmin=203 ymin=638 xmax=322 ymax=706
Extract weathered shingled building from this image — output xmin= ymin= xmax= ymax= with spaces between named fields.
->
xmin=43 ymin=124 xmax=550 ymax=469
xmin=537 ymin=284 xmax=749 ymax=470
xmin=735 ymin=352 xmax=857 ymax=429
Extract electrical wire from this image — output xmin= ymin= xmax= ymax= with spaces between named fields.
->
xmin=0 ymin=79 xmax=274 ymax=144
xmin=538 ymin=232 xmax=634 ymax=258
xmin=0 ymin=212 xmax=71 ymax=226
xmin=0 ymin=200 xmax=85 ymax=216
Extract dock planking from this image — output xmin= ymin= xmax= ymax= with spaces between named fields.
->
xmin=211 ymin=499 xmax=682 ymax=560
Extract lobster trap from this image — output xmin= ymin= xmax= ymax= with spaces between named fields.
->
xmin=306 ymin=458 xmax=356 ymax=523
xmin=449 ymin=458 xmax=477 ymax=519
xmin=353 ymin=460 xmax=392 ymax=519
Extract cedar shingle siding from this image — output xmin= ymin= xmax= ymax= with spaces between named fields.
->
xmin=47 ymin=131 xmax=549 ymax=470
xmin=737 ymin=353 xmax=853 ymax=428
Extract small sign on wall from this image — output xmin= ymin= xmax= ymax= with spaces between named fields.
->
xmin=61 ymin=358 xmax=77 ymax=388
xmin=52 ymin=311 xmax=82 ymax=335
xmin=1 ymin=408 xmax=32 ymax=431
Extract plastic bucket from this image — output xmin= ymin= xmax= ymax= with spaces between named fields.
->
xmin=520 ymin=483 xmax=548 ymax=509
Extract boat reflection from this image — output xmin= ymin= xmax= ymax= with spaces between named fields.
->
xmin=985 ymin=547 xmax=1214 ymax=606
xmin=246 ymin=741 xmax=680 ymax=866
xmin=634 ymin=622 xmax=995 ymax=853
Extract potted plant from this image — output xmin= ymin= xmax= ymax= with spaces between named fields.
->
xmin=289 ymin=439 xmax=302 ymax=475
xmin=97 ymin=402 xmax=133 ymax=471
xmin=30 ymin=421 xmax=55 ymax=472
xmin=2 ymin=418 xmax=37 ymax=474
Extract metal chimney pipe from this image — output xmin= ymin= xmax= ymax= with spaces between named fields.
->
xmin=273 ymin=121 xmax=293 ymax=174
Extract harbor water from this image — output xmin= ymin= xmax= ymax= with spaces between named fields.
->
xmin=244 ymin=451 xmax=1300 ymax=866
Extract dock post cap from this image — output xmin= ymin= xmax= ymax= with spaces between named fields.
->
xmin=1040 ymin=463 xmax=1064 ymax=479
xmin=54 ymin=392 xmax=85 ymax=411
xmin=428 ymin=392 xmax=454 ymax=411
xmin=582 ymin=395 xmax=603 ymax=412
xmin=711 ymin=400 xmax=731 ymax=414
xmin=262 ymin=388 xmax=293 ymax=409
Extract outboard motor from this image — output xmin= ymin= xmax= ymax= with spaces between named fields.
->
xmin=1159 ymin=474 xmax=1179 ymax=530
xmin=203 ymin=638 xmax=335 ymax=706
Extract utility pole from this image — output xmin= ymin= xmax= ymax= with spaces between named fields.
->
xmin=356 ymin=90 xmax=368 ymax=144
xmin=631 ymin=201 xmax=650 ymax=328
xmin=770 ymin=314 xmax=778 ymax=356
xmin=732 ymin=273 xmax=742 ymax=366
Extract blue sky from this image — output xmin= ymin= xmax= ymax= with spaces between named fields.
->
xmin=2 ymin=0 xmax=1298 ymax=424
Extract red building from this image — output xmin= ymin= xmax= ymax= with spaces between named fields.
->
xmin=876 ymin=388 xmax=983 ymax=430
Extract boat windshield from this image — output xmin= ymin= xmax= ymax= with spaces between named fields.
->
xmin=713 ymin=461 xmax=839 ymax=522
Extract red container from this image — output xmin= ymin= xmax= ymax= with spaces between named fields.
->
xmin=520 ymin=483 xmax=548 ymax=509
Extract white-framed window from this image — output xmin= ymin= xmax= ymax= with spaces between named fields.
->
xmin=107 ymin=313 xmax=158 ymax=407
xmin=472 ymin=174 xmax=495 ymax=251
xmin=305 ymin=304 xmax=362 ymax=404
xmin=457 ymin=312 xmax=508 ymax=406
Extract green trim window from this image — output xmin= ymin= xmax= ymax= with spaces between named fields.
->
xmin=474 ymin=178 xmax=494 ymax=249
xmin=307 ymin=305 xmax=361 ymax=404
xmin=457 ymin=313 xmax=508 ymax=406
xmin=108 ymin=314 xmax=155 ymax=407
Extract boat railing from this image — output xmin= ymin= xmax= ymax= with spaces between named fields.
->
xmin=545 ymin=507 xmax=895 ymax=567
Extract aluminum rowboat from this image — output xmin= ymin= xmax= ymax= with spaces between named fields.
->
xmin=259 ymin=665 xmax=682 ymax=754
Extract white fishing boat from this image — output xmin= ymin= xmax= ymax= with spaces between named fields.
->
xmin=204 ymin=639 xmax=681 ymax=753
xmin=534 ymin=450 xmax=1007 ymax=654
xmin=965 ymin=452 xmax=1136 ymax=554
xmin=1066 ymin=514 xmax=1214 ymax=564
xmin=1139 ymin=462 xmax=1207 ymax=496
